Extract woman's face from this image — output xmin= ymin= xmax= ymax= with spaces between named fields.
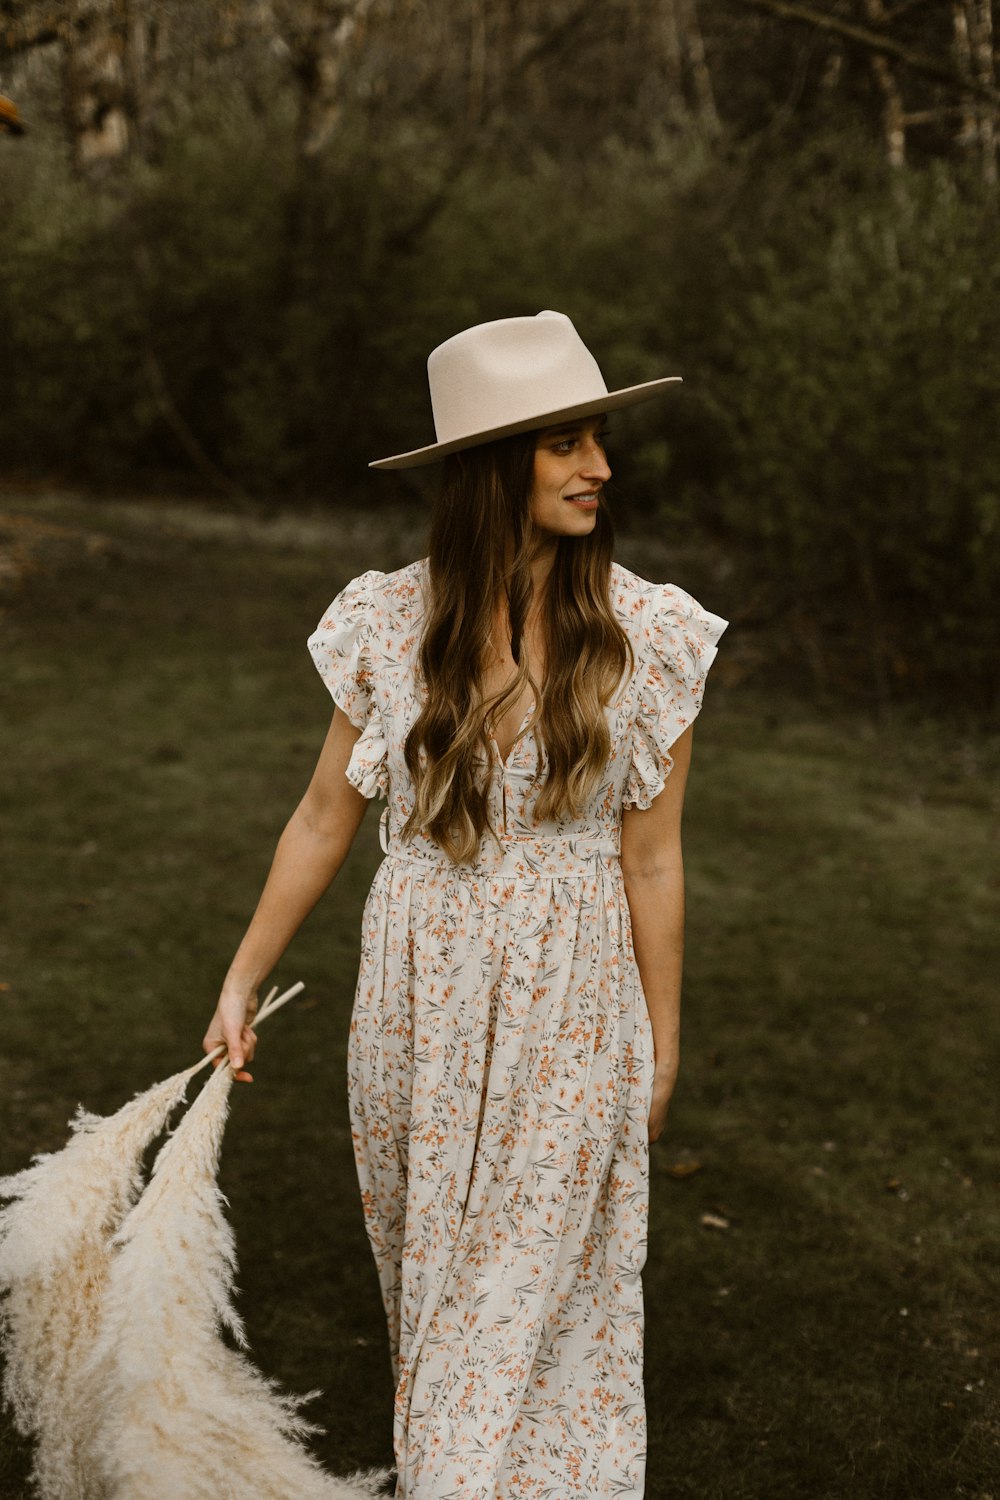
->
xmin=529 ymin=417 xmax=612 ymax=538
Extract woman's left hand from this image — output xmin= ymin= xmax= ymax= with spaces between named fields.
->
xmin=648 ymin=1065 xmax=677 ymax=1144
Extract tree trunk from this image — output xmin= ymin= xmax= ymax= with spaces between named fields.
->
xmin=655 ymin=0 xmax=721 ymax=134
xmin=60 ymin=0 xmax=132 ymax=172
xmin=952 ymin=0 xmax=980 ymax=152
xmin=273 ymin=0 xmax=378 ymax=159
xmin=862 ymin=0 xmax=906 ymax=167
xmin=678 ymin=0 xmax=721 ymax=134
xmin=657 ymin=0 xmax=686 ymax=125
xmin=967 ymin=0 xmax=997 ymax=184
xmin=952 ymin=0 xmax=998 ymax=185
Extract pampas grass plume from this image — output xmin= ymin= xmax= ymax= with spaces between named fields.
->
xmin=0 ymin=1067 xmax=193 ymax=1498
xmin=1 ymin=982 xmax=391 ymax=1499
xmin=82 ymin=1059 xmax=390 ymax=1499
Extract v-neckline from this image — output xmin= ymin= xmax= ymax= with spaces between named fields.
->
xmin=490 ymin=702 xmax=535 ymax=769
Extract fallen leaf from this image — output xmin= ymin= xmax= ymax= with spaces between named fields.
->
xmin=665 ymin=1160 xmax=703 ymax=1179
xmin=700 ymin=1212 xmax=730 ymax=1232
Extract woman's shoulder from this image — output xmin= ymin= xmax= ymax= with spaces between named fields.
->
xmin=378 ymin=557 xmax=428 ymax=605
xmin=310 ymin=560 xmax=427 ymax=688
xmin=608 ymin=561 xmax=699 ymax=630
xmin=609 ymin=560 xmax=729 ymax=665
xmin=363 ymin=560 xmax=428 ymax=636
xmin=322 ymin=559 xmax=427 ymax=623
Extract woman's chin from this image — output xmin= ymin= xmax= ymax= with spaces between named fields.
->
xmin=562 ymin=512 xmax=599 ymax=535
xmin=533 ymin=512 xmax=599 ymax=540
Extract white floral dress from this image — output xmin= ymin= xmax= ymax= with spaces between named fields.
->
xmin=308 ymin=560 xmax=726 ymax=1500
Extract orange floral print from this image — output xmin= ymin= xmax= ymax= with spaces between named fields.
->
xmin=308 ymin=561 xmax=726 ymax=1499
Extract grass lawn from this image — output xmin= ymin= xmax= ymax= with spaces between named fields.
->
xmin=1 ymin=495 xmax=998 ymax=1499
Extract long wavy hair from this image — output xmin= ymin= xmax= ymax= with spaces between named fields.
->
xmin=402 ymin=429 xmax=634 ymax=863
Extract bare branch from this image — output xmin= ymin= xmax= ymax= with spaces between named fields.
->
xmin=883 ymin=0 xmax=940 ymax=21
xmin=385 ymin=0 xmax=598 ymax=254
xmin=731 ymin=0 xmax=1000 ymax=102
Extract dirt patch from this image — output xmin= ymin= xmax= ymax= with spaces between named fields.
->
xmin=0 ymin=490 xmax=432 ymax=586
xmin=0 ymin=509 xmax=116 ymax=599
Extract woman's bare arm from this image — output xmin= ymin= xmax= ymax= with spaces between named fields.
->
xmin=202 ymin=706 xmax=370 ymax=1079
xmin=620 ymin=724 xmax=693 ymax=1142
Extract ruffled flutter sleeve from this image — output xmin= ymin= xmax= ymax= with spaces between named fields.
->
xmin=623 ymin=583 xmax=728 ymax=810
xmin=307 ymin=570 xmax=389 ymax=800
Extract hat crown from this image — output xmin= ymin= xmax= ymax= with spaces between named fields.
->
xmin=368 ymin=308 xmax=680 ymax=469
xmin=427 ymin=311 xmax=609 ymax=446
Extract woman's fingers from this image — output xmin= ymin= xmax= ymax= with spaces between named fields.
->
xmin=223 ymin=1012 xmax=248 ymax=1071
xmin=202 ymin=997 xmax=260 ymax=1084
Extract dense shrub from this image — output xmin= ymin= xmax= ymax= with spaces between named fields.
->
xmin=0 ymin=106 xmax=996 ymax=715
xmin=704 ymin=153 xmax=1000 ymax=713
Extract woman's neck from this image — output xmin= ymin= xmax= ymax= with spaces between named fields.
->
xmin=527 ymin=533 xmax=558 ymax=593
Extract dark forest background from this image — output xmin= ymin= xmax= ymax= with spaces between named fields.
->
xmin=3 ymin=11 xmax=999 ymax=1495
xmin=2 ymin=0 xmax=999 ymax=717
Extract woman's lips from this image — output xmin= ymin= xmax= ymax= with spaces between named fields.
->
xmin=564 ymin=492 xmax=599 ymax=509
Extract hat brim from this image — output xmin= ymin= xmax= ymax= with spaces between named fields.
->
xmin=368 ymin=376 xmax=682 ymax=471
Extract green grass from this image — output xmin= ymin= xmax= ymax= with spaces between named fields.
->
xmin=1 ymin=496 xmax=998 ymax=1499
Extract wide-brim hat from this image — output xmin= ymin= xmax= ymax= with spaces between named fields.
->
xmin=369 ymin=310 xmax=681 ymax=471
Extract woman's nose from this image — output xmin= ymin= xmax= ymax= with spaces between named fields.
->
xmin=581 ymin=441 xmax=612 ymax=481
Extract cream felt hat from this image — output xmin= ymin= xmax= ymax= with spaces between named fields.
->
xmin=369 ymin=310 xmax=681 ymax=470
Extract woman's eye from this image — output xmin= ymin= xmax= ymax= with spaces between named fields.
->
xmin=553 ymin=440 xmax=575 ymax=454
xmin=597 ymin=429 xmax=611 ymax=446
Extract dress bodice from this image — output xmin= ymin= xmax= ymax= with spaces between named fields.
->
xmin=308 ymin=559 xmax=726 ymax=874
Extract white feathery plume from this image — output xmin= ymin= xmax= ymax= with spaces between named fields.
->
xmin=0 ymin=1062 xmax=194 ymax=1499
xmin=79 ymin=986 xmax=392 ymax=1500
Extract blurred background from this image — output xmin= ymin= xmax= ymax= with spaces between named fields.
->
xmin=2 ymin=5 xmax=999 ymax=1498
xmin=1 ymin=0 xmax=999 ymax=714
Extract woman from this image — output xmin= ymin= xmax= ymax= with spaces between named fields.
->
xmin=202 ymin=310 xmax=727 ymax=1498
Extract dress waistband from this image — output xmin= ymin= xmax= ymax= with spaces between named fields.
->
xmin=378 ymin=808 xmax=620 ymax=877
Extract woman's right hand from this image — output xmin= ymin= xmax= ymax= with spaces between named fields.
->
xmin=202 ymin=983 xmax=260 ymax=1083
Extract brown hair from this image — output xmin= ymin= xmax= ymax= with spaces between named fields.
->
xmin=403 ymin=431 xmax=632 ymax=862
